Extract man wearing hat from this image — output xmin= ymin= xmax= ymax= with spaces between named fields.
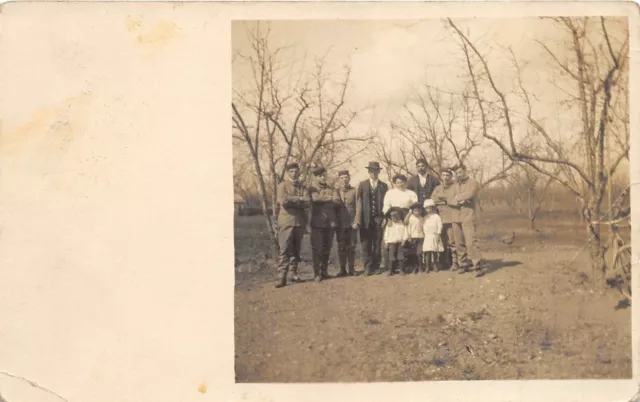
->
xmin=354 ymin=161 xmax=389 ymax=276
xmin=407 ymin=158 xmax=440 ymax=205
xmin=335 ymin=169 xmax=358 ymax=277
xmin=309 ymin=166 xmax=340 ymax=281
xmin=275 ymin=162 xmax=311 ymax=288
xmin=451 ymin=163 xmax=484 ymax=275
xmin=430 ymin=167 xmax=459 ymax=270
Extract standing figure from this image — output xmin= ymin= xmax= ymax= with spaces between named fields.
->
xmin=406 ymin=202 xmax=426 ymax=274
xmin=354 ymin=162 xmax=389 ymax=276
xmin=422 ymin=199 xmax=444 ymax=273
xmin=384 ymin=207 xmax=409 ymax=276
xmin=451 ymin=164 xmax=484 ymax=274
xmin=309 ymin=166 xmax=340 ymax=282
xmin=407 ymin=158 xmax=441 ymax=205
xmin=335 ymin=170 xmax=358 ymax=277
xmin=275 ymin=163 xmax=311 ymax=289
xmin=430 ymin=167 xmax=459 ymax=270
xmin=382 ymin=174 xmax=419 ymax=219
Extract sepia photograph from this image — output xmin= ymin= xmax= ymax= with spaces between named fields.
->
xmin=232 ymin=17 xmax=632 ymax=383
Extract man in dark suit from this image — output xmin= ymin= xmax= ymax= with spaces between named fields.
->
xmin=354 ymin=162 xmax=389 ymax=276
xmin=407 ymin=158 xmax=440 ymax=205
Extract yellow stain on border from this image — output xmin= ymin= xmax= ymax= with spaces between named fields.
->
xmin=136 ymin=20 xmax=181 ymax=48
xmin=197 ymin=383 xmax=207 ymax=394
xmin=0 ymin=92 xmax=93 ymax=156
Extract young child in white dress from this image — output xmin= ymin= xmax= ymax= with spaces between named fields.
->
xmin=384 ymin=207 xmax=409 ymax=276
xmin=422 ymin=199 xmax=444 ymax=273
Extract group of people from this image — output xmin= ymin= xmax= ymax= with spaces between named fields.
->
xmin=273 ymin=158 xmax=483 ymax=289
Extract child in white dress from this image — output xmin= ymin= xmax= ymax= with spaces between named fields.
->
xmin=384 ymin=207 xmax=409 ymax=276
xmin=406 ymin=202 xmax=426 ymax=274
xmin=422 ymin=199 xmax=444 ymax=273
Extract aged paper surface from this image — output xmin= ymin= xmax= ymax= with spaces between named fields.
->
xmin=0 ymin=1 xmax=639 ymax=402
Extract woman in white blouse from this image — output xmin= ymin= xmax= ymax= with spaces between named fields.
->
xmin=381 ymin=175 xmax=418 ymax=273
xmin=382 ymin=174 xmax=419 ymax=220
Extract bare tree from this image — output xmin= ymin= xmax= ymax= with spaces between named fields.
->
xmin=372 ymin=82 xmax=514 ymax=188
xmin=232 ymin=22 xmax=369 ymax=255
xmin=448 ymin=17 xmax=629 ymax=279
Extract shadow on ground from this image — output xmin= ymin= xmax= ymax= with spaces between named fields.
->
xmin=481 ymin=259 xmax=523 ymax=275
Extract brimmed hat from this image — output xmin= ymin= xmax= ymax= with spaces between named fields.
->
xmin=285 ymin=163 xmax=300 ymax=170
xmin=423 ymin=199 xmax=436 ymax=208
xmin=410 ymin=202 xmax=423 ymax=210
xmin=312 ymin=166 xmax=327 ymax=176
xmin=416 ymin=158 xmax=428 ymax=166
xmin=366 ymin=161 xmax=382 ymax=171
xmin=338 ymin=170 xmax=350 ymax=177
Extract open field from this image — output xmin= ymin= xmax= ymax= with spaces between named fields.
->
xmin=234 ymin=210 xmax=632 ymax=382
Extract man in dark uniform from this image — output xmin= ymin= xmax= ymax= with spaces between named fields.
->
xmin=407 ymin=158 xmax=440 ymax=205
xmin=275 ymin=163 xmax=311 ymax=288
xmin=309 ymin=166 xmax=340 ymax=282
xmin=335 ymin=170 xmax=358 ymax=277
xmin=354 ymin=162 xmax=389 ymax=276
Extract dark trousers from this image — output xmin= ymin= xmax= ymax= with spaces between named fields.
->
xmin=441 ymin=223 xmax=457 ymax=269
xmin=311 ymin=227 xmax=335 ymax=277
xmin=406 ymin=238 xmax=424 ymax=273
xmin=336 ymin=227 xmax=357 ymax=274
xmin=277 ymin=226 xmax=304 ymax=279
xmin=386 ymin=242 xmax=405 ymax=274
xmin=423 ymin=251 xmax=441 ymax=271
xmin=360 ymin=225 xmax=383 ymax=274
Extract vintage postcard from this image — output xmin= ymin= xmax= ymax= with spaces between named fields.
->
xmin=1 ymin=1 xmax=639 ymax=402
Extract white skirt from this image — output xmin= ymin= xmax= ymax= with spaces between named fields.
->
xmin=422 ymin=233 xmax=444 ymax=252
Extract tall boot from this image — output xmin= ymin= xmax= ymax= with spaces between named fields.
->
xmin=275 ymin=274 xmax=287 ymax=288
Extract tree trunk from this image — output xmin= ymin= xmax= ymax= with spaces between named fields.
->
xmin=528 ymin=188 xmax=535 ymax=231
xmin=251 ymin=156 xmax=280 ymax=258
xmin=585 ymin=201 xmax=606 ymax=283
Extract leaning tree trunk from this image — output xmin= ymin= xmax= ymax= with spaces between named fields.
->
xmin=585 ymin=200 xmax=607 ymax=283
xmin=251 ymin=157 xmax=280 ymax=258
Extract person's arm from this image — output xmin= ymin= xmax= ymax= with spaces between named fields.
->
xmin=435 ymin=215 xmax=443 ymax=234
xmin=455 ymin=179 xmax=480 ymax=204
xmin=305 ymin=185 xmax=313 ymax=232
xmin=409 ymin=190 xmax=418 ymax=205
xmin=402 ymin=224 xmax=409 ymax=243
xmin=312 ymin=186 xmax=336 ymax=203
xmin=353 ymin=184 xmax=361 ymax=228
xmin=432 ymin=186 xmax=446 ymax=205
xmin=382 ymin=189 xmax=392 ymax=215
xmin=279 ymin=182 xmax=298 ymax=208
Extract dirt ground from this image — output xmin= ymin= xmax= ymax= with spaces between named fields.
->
xmin=234 ymin=212 xmax=632 ymax=382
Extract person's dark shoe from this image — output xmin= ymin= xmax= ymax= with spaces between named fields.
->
xmin=347 ymin=269 xmax=356 ymax=276
xmin=275 ymin=277 xmax=287 ymax=288
xmin=337 ymin=271 xmax=348 ymax=278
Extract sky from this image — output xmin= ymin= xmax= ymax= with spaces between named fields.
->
xmin=232 ymin=18 xmax=629 ymax=184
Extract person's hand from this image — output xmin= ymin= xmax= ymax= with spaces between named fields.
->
xmin=305 ymin=225 xmax=312 ymax=234
xmin=352 ymin=223 xmax=359 ymax=230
